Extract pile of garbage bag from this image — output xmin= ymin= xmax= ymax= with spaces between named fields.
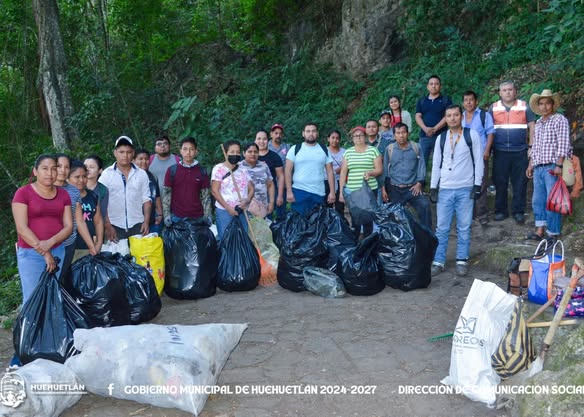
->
xmin=67 ymin=252 xmax=161 ymax=327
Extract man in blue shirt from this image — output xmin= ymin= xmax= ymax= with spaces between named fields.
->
xmin=415 ymin=75 xmax=452 ymax=169
xmin=462 ymin=90 xmax=495 ymax=226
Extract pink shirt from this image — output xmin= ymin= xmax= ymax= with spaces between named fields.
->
xmin=211 ymin=164 xmax=251 ymax=209
xmin=12 ymin=185 xmax=71 ymax=249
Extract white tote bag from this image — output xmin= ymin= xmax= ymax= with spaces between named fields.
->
xmin=441 ymin=279 xmax=516 ymax=405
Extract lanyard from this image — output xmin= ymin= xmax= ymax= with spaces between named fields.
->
xmin=449 ymin=130 xmax=462 ymax=164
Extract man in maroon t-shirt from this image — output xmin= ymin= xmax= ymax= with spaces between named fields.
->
xmin=162 ymin=137 xmax=212 ymax=225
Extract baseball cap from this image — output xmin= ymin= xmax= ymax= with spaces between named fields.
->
xmin=114 ymin=135 xmax=134 ymax=148
xmin=380 ymin=109 xmax=392 ymax=117
xmin=350 ymin=126 xmax=366 ymax=135
xmin=271 ymin=123 xmax=284 ymax=132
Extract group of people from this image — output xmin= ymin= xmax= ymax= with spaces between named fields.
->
xmin=10 ymin=74 xmax=573 ymax=369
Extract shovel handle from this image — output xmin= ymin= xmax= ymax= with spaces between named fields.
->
xmin=542 ymin=270 xmax=583 ymax=347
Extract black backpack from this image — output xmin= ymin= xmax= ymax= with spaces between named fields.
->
xmin=438 ymin=128 xmax=475 ymax=169
xmin=168 ymin=163 xmax=209 ymax=185
xmin=293 ymin=141 xmax=329 ymax=157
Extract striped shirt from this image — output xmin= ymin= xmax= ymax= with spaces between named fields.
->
xmin=531 ymin=113 xmax=571 ymax=166
xmin=344 ymin=146 xmax=381 ymax=191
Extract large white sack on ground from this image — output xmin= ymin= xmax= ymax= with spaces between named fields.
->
xmin=0 ymin=359 xmax=82 ymax=417
xmin=441 ymin=279 xmax=516 ymax=406
xmin=65 ymin=323 xmax=247 ymax=415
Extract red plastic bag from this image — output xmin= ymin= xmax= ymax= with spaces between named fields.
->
xmin=546 ymin=177 xmax=572 ymax=215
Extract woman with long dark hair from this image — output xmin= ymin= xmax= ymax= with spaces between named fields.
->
xmin=10 ymin=154 xmax=73 ymax=368
xmin=388 ymin=95 xmax=412 ymax=131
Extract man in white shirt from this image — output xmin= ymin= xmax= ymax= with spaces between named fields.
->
xmin=429 ymin=105 xmax=484 ymax=277
xmin=99 ymin=136 xmax=152 ymax=241
xmin=285 ymin=122 xmax=336 ymax=216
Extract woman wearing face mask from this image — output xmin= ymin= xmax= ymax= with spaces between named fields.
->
xmin=55 ymin=153 xmax=97 ymax=276
xmin=10 ymin=154 xmax=73 ymax=369
xmin=240 ymin=142 xmax=274 ymax=218
xmin=211 ymin=140 xmax=254 ymax=241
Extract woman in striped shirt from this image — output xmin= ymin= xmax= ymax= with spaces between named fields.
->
xmin=339 ymin=126 xmax=383 ymax=238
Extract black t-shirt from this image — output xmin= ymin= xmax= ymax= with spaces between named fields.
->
xmin=75 ymin=189 xmax=99 ymax=250
xmin=258 ymin=150 xmax=283 ymax=182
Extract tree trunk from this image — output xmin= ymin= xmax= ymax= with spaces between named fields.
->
xmin=32 ymin=0 xmax=78 ymax=151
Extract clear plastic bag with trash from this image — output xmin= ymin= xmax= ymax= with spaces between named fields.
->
xmin=303 ymin=266 xmax=346 ymax=298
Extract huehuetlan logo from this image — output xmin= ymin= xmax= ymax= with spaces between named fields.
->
xmin=0 ymin=372 xmax=26 ymax=408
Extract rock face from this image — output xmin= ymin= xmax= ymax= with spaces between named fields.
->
xmin=318 ymin=0 xmax=402 ymax=76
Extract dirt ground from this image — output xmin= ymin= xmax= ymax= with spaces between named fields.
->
xmin=0 ymin=208 xmax=572 ymax=417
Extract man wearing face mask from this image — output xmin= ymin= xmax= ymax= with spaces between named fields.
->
xmin=285 ymin=122 xmax=336 ymax=216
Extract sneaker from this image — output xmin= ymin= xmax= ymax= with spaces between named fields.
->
xmin=479 ymin=217 xmax=489 ymax=226
xmin=455 ymin=261 xmax=469 ymax=277
xmin=494 ymin=213 xmax=507 ymax=221
xmin=7 ymin=354 xmax=21 ymax=371
xmin=513 ymin=213 xmax=525 ymax=224
xmin=431 ymin=263 xmax=444 ymax=277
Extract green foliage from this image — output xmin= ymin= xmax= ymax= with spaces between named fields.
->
xmin=0 ymin=276 xmax=21 ymax=319
xmin=163 ymin=52 xmax=362 ymax=165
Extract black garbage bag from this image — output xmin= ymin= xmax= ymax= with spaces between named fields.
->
xmin=14 ymin=263 xmax=91 ymax=364
xmin=338 ymin=233 xmax=385 ymax=296
xmin=303 ymin=266 xmax=346 ymax=298
xmin=113 ymin=254 xmax=161 ymax=324
xmin=375 ymin=203 xmax=438 ymax=291
xmin=163 ymin=219 xmax=218 ymax=299
xmin=319 ymin=207 xmax=356 ymax=272
xmin=278 ymin=217 xmax=328 ymax=292
xmin=69 ymin=253 xmax=131 ymax=327
xmin=345 ymin=180 xmax=378 ymax=225
xmin=374 ymin=203 xmax=415 ymax=282
xmin=270 ymin=210 xmax=306 ymax=250
xmin=218 ymin=218 xmax=260 ymax=292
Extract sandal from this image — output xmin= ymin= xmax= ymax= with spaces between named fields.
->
xmin=526 ymin=231 xmax=544 ymax=241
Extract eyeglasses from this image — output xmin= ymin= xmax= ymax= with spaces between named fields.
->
xmin=352 ymin=133 xmax=365 ymax=138
xmin=156 ymin=142 xmax=169 ymax=147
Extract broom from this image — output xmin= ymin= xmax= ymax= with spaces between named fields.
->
xmin=220 ymin=144 xmax=277 ymax=286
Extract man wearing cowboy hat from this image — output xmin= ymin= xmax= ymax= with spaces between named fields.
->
xmin=489 ymin=81 xmax=536 ymax=224
xmin=525 ymin=89 xmax=571 ymax=241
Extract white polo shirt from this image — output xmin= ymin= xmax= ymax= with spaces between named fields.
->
xmin=99 ymin=163 xmax=151 ymax=230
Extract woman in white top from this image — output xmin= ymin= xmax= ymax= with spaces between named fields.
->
xmin=324 ymin=130 xmax=346 ymax=215
xmin=388 ymin=95 xmax=412 ymax=132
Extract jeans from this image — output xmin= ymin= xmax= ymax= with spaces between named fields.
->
xmin=61 ymin=243 xmax=76 ymax=281
xmin=420 ymin=135 xmax=438 ymax=169
xmin=215 ymin=207 xmax=248 ymax=242
xmin=388 ymin=185 xmax=432 ymax=229
xmin=433 ymin=187 xmax=474 ymax=266
xmin=17 ymin=244 xmax=65 ymax=304
xmin=532 ymin=164 xmax=562 ymax=235
xmin=492 ymin=149 xmax=528 ymax=216
xmin=291 ymin=187 xmax=325 ymax=217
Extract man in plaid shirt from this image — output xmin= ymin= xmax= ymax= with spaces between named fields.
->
xmin=525 ymin=89 xmax=571 ymax=241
